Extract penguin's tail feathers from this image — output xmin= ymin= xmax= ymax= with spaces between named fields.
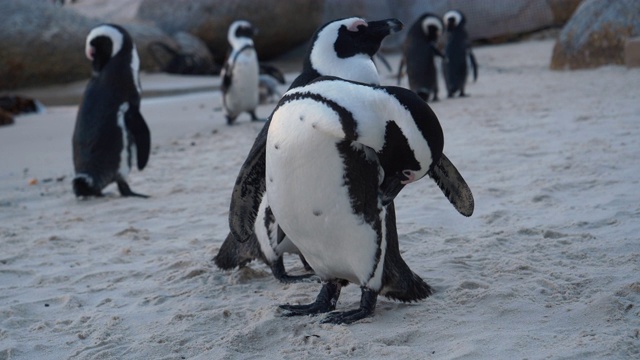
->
xmin=213 ymin=232 xmax=259 ymax=270
xmin=72 ymin=174 xmax=102 ymax=197
xmin=382 ymin=271 xmax=434 ymax=303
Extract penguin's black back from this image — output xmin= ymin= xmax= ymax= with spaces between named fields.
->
xmin=444 ymin=28 xmax=469 ymax=94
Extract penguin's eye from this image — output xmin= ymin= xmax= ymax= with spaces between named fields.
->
xmin=347 ymin=19 xmax=368 ymax=32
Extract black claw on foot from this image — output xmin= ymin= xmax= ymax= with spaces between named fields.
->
xmin=321 ymin=287 xmax=378 ymax=325
xmin=279 ymin=281 xmax=342 ymax=316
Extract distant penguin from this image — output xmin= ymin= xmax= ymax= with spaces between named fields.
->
xmin=221 ymin=20 xmax=261 ymax=125
xmin=398 ymin=13 xmax=444 ymax=102
xmin=215 ymin=17 xmax=404 ymax=283
xmin=266 ymin=76 xmax=474 ymax=324
xmin=442 ymin=10 xmax=478 ymax=98
xmin=72 ymin=24 xmax=150 ymax=198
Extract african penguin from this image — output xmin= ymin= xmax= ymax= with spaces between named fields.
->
xmin=72 ymin=24 xmax=150 ymax=198
xmin=221 ymin=20 xmax=261 ymax=125
xmin=266 ymin=76 xmax=474 ymax=324
xmin=398 ymin=13 xmax=444 ymax=102
xmin=442 ymin=10 xmax=478 ymax=98
xmin=215 ymin=17 xmax=404 ymax=283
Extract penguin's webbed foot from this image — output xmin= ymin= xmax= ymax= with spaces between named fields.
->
xmin=321 ymin=287 xmax=378 ymax=325
xmin=117 ymin=181 xmax=149 ymax=198
xmin=279 ymin=281 xmax=342 ymax=316
xmin=271 ymin=257 xmax=319 ymax=284
xmin=249 ymin=111 xmax=266 ymax=122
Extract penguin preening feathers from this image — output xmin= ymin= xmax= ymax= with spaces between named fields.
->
xmin=442 ymin=10 xmax=478 ymax=98
xmin=72 ymin=24 xmax=150 ymax=198
xmin=215 ymin=17 xmax=403 ymax=283
xmin=266 ymin=77 xmax=474 ymax=324
xmin=221 ymin=20 xmax=262 ymax=125
xmin=397 ymin=13 xmax=444 ymax=102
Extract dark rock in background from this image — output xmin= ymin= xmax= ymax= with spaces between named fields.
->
xmin=137 ymin=0 xmax=325 ymax=63
xmin=551 ymin=0 xmax=640 ymax=69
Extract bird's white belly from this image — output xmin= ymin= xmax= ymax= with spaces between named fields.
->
xmin=225 ymin=56 xmax=259 ymax=115
xmin=266 ymin=115 xmax=383 ymax=285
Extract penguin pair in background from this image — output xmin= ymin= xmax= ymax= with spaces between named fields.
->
xmin=221 ymin=20 xmax=262 ymax=125
xmin=215 ymin=17 xmax=404 ymax=283
xmin=72 ymin=24 xmax=151 ymax=198
xmin=266 ymin=77 xmax=474 ymax=324
xmin=442 ymin=10 xmax=478 ymax=98
xmin=398 ymin=13 xmax=444 ymax=102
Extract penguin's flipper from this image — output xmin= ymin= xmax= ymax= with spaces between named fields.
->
xmin=428 ymin=153 xmax=474 ymax=217
xmin=468 ymin=50 xmax=478 ymax=82
xmin=259 ymin=63 xmax=286 ymax=84
xmin=221 ymin=63 xmax=232 ymax=93
xmin=396 ymin=56 xmax=405 ymax=85
xmin=229 ymin=122 xmax=270 ymax=242
xmin=125 ymin=109 xmax=151 ymax=170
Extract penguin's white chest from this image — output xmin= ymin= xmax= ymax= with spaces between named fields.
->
xmin=265 ymin=101 xmax=386 ymax=286
xmin=225 ymin=51 xmax=259 ymax=115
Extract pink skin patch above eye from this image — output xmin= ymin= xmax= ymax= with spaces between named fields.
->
xmin=86 ymin=46 xmax=95 ymax=61
xmin=401 ymin=170 xmax=416 ymax=185
xmin=347 ymin=19 xmax=368 ymax=32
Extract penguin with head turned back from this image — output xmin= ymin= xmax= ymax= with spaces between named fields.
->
xmin=221 ymin=20 xmax=261 ymax=125
xmin=442 ymin=10 xmax=478 ymax=98
xmin=215 ymin=17 xmax=404 ymax=283
xmin=266 ymin=76 xmax=474 ymax=324
xmin=72 ymin=24 xmax=150 ymax=198
xmin=398 ymin=13 xmax=444 ymax=102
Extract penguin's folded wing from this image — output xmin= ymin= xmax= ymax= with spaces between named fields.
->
xmin=229 ymin=121 xmax=269 ymax=242
xmin=468 ymin=50 xmax=478 ymax=82
xmin=221 ymin=63 xmax=232 ymax=93
xmin=428 ymin=153 xmax=474 ymax=217
xmin=125 ymin=109 xmax=151 ymax=170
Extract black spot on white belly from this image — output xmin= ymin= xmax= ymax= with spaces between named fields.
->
xmin=274 ymin=143 xmax=280 ymax=150
xmin=313 ymin=209 xmax=322 ymax=216
xmin=299 ymin=115 xmax=304 ymax=121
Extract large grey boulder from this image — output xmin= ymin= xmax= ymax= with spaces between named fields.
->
xmin=0 ymin=0 xmax=175 ymax=90
xmin=322 ymin=0 xmax=582 ymax=49
xmin=551 ymin=0 xmax=640 ymax=69
xmin=137 ymin=0 xmax=325 ymax=62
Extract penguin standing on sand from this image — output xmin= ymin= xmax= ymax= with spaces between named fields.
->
xmin=266 ymin=77 xmax=474 ymax=324
xmin=398 ymin=13 xmax=444 ymax=102
xmin=215 ymin=17 xmax=404 ymax=283
xmin=221 ymin=20 xmax=261 ymax=125
xmin=442 ymin=10 xmax=478 ymax=98
xmin=72 ymin=24 xmax=150 ymax=198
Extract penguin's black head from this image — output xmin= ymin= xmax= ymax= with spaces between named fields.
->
xmin=443 ymin=10 xmax=466 ymax=32
xmin=412 ymin=13 xmax=442 ymax=42
xmin=332 ymin=17 xmax=403 ymax=58
xmin=235 ymin=23 xmax=256 ymax=39
xmin=377 ymin=87 xmax=444 ymax=205
xmin=85 ymin=24 xmax=133 ymax=73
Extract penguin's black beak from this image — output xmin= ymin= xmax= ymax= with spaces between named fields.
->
xmin=379 ymin=175 xmax=406 ymax=206
xmin=367 ymin=18 xmax=404 ymax=37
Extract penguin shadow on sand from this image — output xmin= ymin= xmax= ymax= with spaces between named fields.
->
xmin=397 ymin=10 xmax=478 ymax=102
xmin=72 ymin=24 xmax=151 ymax=199
xmin=215 ymin=17 xmax=404 ymax=284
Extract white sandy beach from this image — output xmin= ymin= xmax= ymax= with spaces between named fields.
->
xmin=1 ymin=39 xmax=639 ymax=359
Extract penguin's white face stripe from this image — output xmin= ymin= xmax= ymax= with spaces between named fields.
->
xmin=444 ymin=10 xmax=463 ymax=27
xmin=227 ymin=20 xmax=254 ymax=49
xmin=131 ymin=44 xmax=142 ymax=94
xmin=282 ymin=81 xmax=435 ymax=180
xmin=116 ymin=102 xmax=132 ymax=177
xmin=309 ymin=17 xmax=380 ymax=86
xmin=422 ymin=16 xmax=442 ymax=35
xmin=86 ymin=25 xmax=124 ymax=60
